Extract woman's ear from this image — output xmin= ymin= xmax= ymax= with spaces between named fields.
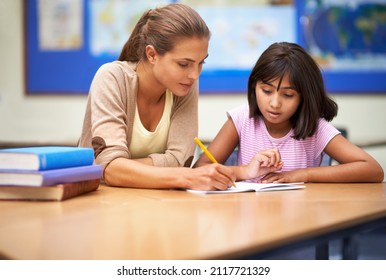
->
xmin=145 ymin=45 xmax=157 ymax=64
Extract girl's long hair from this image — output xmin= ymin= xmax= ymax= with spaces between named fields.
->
xmin=247 ymin=42 xmax=338 ymax=139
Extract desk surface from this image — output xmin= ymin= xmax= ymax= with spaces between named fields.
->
xmin=0 ymin=183 xmax=385 ymax=260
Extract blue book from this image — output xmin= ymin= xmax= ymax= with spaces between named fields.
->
xmin=0 ymin=165 xmax=102 ymax=187
xmin=0 ymin=146 xmax=94 ymax=171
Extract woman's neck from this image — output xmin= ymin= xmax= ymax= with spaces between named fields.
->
xmin=136 ymin=60 xmax=166 ymax=104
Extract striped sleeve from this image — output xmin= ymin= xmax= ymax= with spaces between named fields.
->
xmin=315 ymin=119 xmax=341 ymax=156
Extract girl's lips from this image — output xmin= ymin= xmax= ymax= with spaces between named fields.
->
xmin=267 ymin=111 xmax=280 ymax=119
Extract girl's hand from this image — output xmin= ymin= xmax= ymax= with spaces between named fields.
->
xmin=241 ymin=148 xmax=283 ymax=179
xmin=258 ymin=169 xmax=308 ymax=183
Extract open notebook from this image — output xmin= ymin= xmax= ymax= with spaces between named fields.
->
xmin=187 ymin=182 xmax=305 ymax=194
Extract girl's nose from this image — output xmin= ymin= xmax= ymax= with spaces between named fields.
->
xmin=270 ymin=94 xmax=281 ymax=108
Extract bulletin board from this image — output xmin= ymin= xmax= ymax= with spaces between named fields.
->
xmin=25 ymin=0 xmax=386 ymax=95
xmin=25 ymin=0 xmax=104 ymax=94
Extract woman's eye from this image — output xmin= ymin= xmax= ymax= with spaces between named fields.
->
xmin=178 ymin=63 xmax=189 ymax=68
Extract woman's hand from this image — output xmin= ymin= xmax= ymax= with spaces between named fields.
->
xmin=187 ymin=163 xmax=236 ymax=191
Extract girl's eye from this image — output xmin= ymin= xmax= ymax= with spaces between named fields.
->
xmin=178 ymin=63 xmax=189 ymax=68
xmin=282 ymin=90 xmax=298 ymax=98
xmin=262 ymin=89 xmax=272 ymax=94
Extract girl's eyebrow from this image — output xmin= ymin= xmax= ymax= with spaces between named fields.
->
xmin=262 ymin=81 xmax=274 ymax=86
xmin=262 ymin=81 xmax=295 ymax=91
xmin=280 ymin=85 xmax=296 ymax=90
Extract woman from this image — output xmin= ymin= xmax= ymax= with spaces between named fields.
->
xmin=79 ymin=3 xmax=236 ymax=190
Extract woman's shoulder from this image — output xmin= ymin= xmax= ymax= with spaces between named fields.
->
xmin=96 ymin=61 xmax=137 ymax=77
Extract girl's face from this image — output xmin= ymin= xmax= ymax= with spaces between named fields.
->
xmin=255 ymin=74 xmax=301 ymax=133
xmin=151 ymin=37 xmax=209 ymax=97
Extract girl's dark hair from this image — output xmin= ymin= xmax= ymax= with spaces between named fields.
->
xmin=118 ymin=3 xmax=210 ymax=62
xmin=247 ymin=42 xmax=338 ymax=140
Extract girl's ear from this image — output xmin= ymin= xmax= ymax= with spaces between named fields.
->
xmin=145 ymin=45 xmax=157 ymax=64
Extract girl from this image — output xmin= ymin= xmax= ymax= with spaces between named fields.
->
xmin=78 ymin=3 xmax=236 ymax=190
xmin=194 ymin=42 xmax=384 ymax=183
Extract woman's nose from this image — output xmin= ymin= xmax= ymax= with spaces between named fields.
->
xmin=188 ymin=66 xmax=201 ymax=80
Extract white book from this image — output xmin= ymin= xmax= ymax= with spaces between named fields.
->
xmin=187 ymin=182 xmax=305 ymax=194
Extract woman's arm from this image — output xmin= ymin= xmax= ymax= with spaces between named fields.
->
xmin=260 ymin=134 xmax=384 ymax=183
xmin=104 ymin=157 xmax=236 ymax=190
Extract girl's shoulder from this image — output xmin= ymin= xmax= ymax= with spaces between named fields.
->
xmin=317 ymin=118 xmax=339 ymax=131
xmin=315 ymin=118 xmax=341 ymax=139
xmin=227 ymin=104 xmax=263 ymax=130
xmin=227 ymin=104 xmax=249 ymax=119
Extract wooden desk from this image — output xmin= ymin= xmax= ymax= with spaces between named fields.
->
xmin=0 ymin=183 xmax=385 ymax=260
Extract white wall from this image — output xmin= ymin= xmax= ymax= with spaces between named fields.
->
xmin=1 ymin=0 xmax=386 ymax=174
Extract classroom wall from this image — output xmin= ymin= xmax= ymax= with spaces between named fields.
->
xmin=1 ymin=0 xmax=386 ymax=174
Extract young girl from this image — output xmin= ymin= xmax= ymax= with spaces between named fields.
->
xmin=78 ymin=3 xmax=237 ymax=190
xmin=194 ymin=42 xmax=384 ymax=183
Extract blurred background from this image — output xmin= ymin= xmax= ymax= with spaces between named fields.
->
xmin=0 ymin=0 xmax=385 ymax=174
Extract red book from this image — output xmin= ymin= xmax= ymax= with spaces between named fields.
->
xmin=0 ymin=179 xmax=100 ymax=201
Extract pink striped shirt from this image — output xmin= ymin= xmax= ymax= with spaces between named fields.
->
xmin=228 ymin=105 xmax=340 ymax=175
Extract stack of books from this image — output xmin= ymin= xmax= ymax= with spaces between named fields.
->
xmin=0 ymin=146 xmax=102 ymax=201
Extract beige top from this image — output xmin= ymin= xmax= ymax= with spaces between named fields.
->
xmin=78 ymin=61 xmax=198 ymax=177
xmin=129 ymin=90 xmax=173 ymax=158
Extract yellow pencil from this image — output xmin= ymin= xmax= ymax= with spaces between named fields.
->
xmin=194 ymin=137 xmax=236 ymax=188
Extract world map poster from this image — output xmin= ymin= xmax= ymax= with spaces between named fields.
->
xmin=297 ymin=0 xmax=386 ymax=92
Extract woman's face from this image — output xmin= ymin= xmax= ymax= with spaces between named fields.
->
xmin=150 ymin=36 xmax=209 ymax=96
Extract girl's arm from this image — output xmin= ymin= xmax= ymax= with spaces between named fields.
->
xmin=194 ymin=118 xmax=282 ymax=181
xmin=194 ymin=118 xmax=239 ymax=167
xmin=260 ymin=134 xmax=384 ymax=183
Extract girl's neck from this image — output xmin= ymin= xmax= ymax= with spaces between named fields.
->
xmin=263 ymin=118 xmax=292 ymax=139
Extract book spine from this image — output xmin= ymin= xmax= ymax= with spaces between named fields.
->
xmin=40 ymin=149 xmax=94 ymax=170
xmin=60 ymin=179 xmax=100 ymax=200
xmin=41 ymin=165 xmax=102 ymax=186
